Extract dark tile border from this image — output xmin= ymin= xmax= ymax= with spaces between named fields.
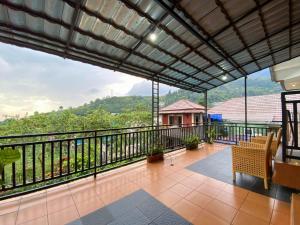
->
xmin=186 ymin=147 xmax=298 ymax=202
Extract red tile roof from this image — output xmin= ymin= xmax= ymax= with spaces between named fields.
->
xmin=208 ymin=94 xmax=300 ymax=123
xmin=160 ymin=99 xmax=205 ymax=114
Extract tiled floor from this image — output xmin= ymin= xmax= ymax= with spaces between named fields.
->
xmin=0 ymin=144 xmax=292 ymax=225
xmin=186 ymin=147 xmax=296 ymax=202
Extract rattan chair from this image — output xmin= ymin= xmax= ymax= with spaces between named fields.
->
xmin=232 ymin=132 xmax=274 ymax=189
xmin=251 ymin=128 xmax=282 ymax=158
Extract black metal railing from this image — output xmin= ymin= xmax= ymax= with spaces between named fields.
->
xmin=281 ymin=91 xmax=300 ymax=162
xmin=0 ymin=122 xmax=280 ymax=199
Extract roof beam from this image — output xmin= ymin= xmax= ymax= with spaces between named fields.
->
xmin=64 ymin=0 xmax=219 ymax=87
xmin=64 ymin=0 xmax=83 ymax=57
xmin=119 ymin=0 xmax=237 ymax=81
xmin=254 ymin=0 xmax=275 ymax=65
xmin=63 ymin=0 xmax=218 ymax=88
xmin=215 ymin=0 xmax=261 ymax=70
xmin=0 ymin=23 xmax=204 ymax=93
xmin=0 ymin=1 xmax=207 ymax=90
xmin=155 ymin=0 xmax=247 ymax=75
xmin=210 ymin=0 xmax=272 ymax=39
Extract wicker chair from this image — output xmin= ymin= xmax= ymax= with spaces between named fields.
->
xmin=232 ymin=132 xmax=274 ymax=189
xmin=251 ymin=128 xmax=282 ymax=158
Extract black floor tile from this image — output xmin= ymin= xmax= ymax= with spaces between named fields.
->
xmin=68 ymin=189 xmax=190 ymax=225
xmin=186 ymin=147 xmax=295 ymax=202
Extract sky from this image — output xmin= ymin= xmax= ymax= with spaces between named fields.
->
xmin=0 ymin=43 xmax=152 ymax=119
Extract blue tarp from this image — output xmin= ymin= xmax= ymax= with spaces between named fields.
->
xmin=209 ymin=114 xmax=222 ymax=122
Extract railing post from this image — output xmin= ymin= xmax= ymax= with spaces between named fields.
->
xmin=281 ymin=92 xmax=287 ymax=162
xmin=244 ymin=75 xmax=248 ymax=141
xmin=94 ymin=131 xmax=97 ymax=178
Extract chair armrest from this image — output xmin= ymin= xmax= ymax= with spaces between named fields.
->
xmin=251 ymin=138 xmax=267 ymax=144
xmin=232 ymin=146 xmax=266 ymax=158
xmin=252 ymin=136 xmax=268 ymax=141
xmin=239 ymin=141 xmax=264 ymax=149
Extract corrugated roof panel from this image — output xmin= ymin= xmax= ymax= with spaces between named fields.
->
xmin=44 ymin=21 xmax=68 ymax=41
xmin=236 ymin=13 xmax=266 ymax=46
xmin=222 ymin=0 xmax=255 ymax=19
xmin=217 ymin=60 xmax=234 ymax=71
xmin=126 ymin=54 xmax=162 ymax=72
xmin=262 ymin=0 xmax=289 ymax=34
xmin=205 ymin=66 xmax=223 ymax=76
xmin=229 ymin=70 xmax=243 ymax=78
xmin=291 ymin=43 xmax=300 ymax=58
xmin=256 ymin=55 xmax=273 ymax=68
xmin=232 ymin=50 xmax=253 ymax=65
xmin=0 ymin=5 xmax=9 ymax=21
xmin=249 ymin=41 xmax=271 ymax=59
xmin=61 ymin=2 xmax=75 ymax=25
xmin=209 ymin=78 xmax=223 ymax=86
xmin=214 ymin=27 xmax=244 ymax=55
xmin=162 ymin=15 xmax=201 ymax=48
xmin=7 ymin=8 xmax=26 ymax=27
xmin=154 ymin=28 xmax=188 ymax=56
xmin=293 ymin=0 xmax=300 ymax=23
xmin=172 ymin=61 xmax=197 ymax=74
xmin=182 ymin=52 xmax=210 ymax=69
xmin=180 ymin=0 xmax=228 ymax=36
xmin=198 ymin=45 xmax=222 ymax=63
xmin=273 ymin=48 xmax=289 ymax=64
xmin=136 ymin=42 xmax=174 ymax=64
xmin=192 ymin=72 xmax=211 ymax=81
xmin=135 ymin=0 xmax=165 ymax=21
xmin=292 ymin=24 xmax=300 ymax=42
xmin=269 ymin=30 xmax=289 ymax=50
xmin=199 ymin=83 xmax=214 ymax=89
xmin=162 ymin=69 xmax=187 ymax=80
xmin=243 ymin=62 xmax=259 ymax=74
xmin=185 ymin=77 xmax=199 ymax=85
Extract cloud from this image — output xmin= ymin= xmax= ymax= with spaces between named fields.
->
xmin=0 ymin=43 xmax=144 ymax=119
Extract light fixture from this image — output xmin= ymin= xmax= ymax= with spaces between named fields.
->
xmin=149 ymin=33 xmax=157 ymax=42
xmin=292 ymin=84 xmax=296 ymax=87
xmin=221 ymin=75 xmax=227 ymax=81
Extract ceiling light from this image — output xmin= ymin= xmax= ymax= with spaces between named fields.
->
xmin=149 ymin=33 xmax=157 ymax=42
xmin=292 ymin=84 xmax=296 ymax=87
xmin=221 ymin=75 xmax=227 ymax=81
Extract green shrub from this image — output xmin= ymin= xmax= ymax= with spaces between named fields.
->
xmin=184 ymin=135 xmax=200 ymax=150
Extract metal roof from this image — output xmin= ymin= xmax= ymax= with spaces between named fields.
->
xmin=0 ymin=0 xmax=299 ymax=93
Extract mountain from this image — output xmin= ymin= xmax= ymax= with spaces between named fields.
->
xmin=70 ymin=69 xmax=282 ymax=114
xmin=127 ymin=80 xmax=177 ymax=96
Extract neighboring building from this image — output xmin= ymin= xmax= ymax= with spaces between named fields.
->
xmin=208 ymin=93 xmax=299 ymax=123
xmin=159 ymin=99 xmax=205 ymax=126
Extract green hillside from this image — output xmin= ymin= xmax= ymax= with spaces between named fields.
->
xmin=0 ymin=71 xmax=282 ymax=136
xmin=71 ymin=71 xmax=282 ymax=113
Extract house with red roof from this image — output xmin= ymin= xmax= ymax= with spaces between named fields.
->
xmin=208 ymin=93 xmax=300 ymax=123
xmin=159 ymin=99 xmax=205 ymax=126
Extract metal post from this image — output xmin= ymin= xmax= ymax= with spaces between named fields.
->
xmin=281 ymin=93 xmax=287 ymax=162
xmin=244 ymin=75 xmax=248 ymax=141
xmin=204 ymin=91 xmax=208 ymax=141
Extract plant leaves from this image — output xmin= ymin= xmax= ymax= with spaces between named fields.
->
xmin=0 ymin=148 xmax=21 ymax=166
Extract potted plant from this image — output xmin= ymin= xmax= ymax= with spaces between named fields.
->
xmin=0 ymin=148 xmax=21 ymax=186
xmin=147 ymin=143 xmax=164 ymax=163
xmin=184 ymin=135 xmax=200 ymax=150
xmin=206 ymin=127 xmax=216 ymax=144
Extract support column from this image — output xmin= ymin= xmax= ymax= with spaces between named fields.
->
xmin=204 ymin=91 xmax=208 ymax=141
xmin=244 ymin=75 xmax=248 ymax=141
xmin=152 ymin=80 xmax=159 ymax=128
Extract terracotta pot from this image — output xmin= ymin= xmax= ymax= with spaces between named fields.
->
xmin=147 ymin=153 xmax=164 ymax=163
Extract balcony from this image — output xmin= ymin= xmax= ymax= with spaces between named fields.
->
xmin=0 ymin=123 xmax=293 ymax=225
xmin=0 ymin=141 xmax=291 ymax=225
